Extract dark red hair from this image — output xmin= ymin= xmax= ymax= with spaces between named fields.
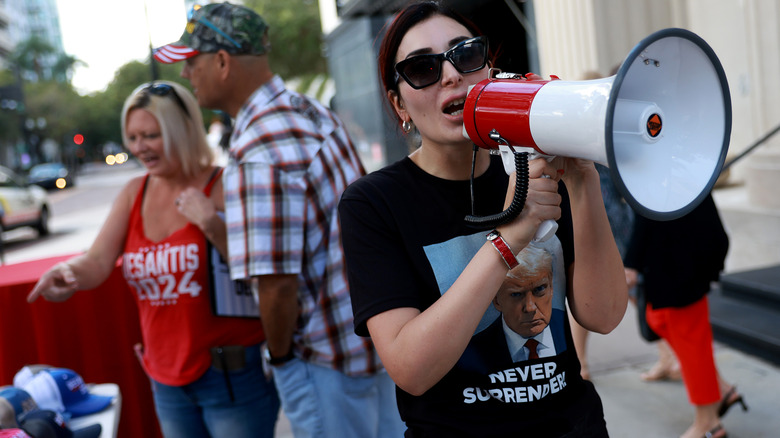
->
xmin=378 ymin=1 xmax=485 ymax=101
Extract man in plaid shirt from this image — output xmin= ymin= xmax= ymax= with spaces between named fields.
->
xmin=155 ymin=3 xmax=403 ymax=437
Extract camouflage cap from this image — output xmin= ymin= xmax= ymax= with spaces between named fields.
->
xmin=154 ymin=2 xmax=268 ymax=64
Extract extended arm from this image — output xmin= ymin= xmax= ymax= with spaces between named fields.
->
xmin=561 ymin=159 xmax=628 ymax=333
xmin=27 ymin=178 xmax=138 ymax=302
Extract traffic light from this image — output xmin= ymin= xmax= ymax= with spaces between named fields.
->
xmin=73 ymin=133 xmax=84 ymax=145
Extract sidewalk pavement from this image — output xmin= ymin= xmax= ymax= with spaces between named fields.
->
xmin=274 ymin=301 xmax=777 ymax=437
xmin=586 ymin=302 xmax=775 ymax=437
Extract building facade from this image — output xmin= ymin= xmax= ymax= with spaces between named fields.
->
xmin=3 ymin=0 xmax=65 ymax=80
xmin=0 ymin=1 xmax=12 ymax=61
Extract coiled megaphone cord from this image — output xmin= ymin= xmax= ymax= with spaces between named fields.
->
xmin=464 ymin=151 xmax=529 ymax=229
xmin=469 ymin=144 xmax=478 ymax=215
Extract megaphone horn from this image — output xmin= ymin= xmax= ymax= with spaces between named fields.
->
xmin=463 ymin=28 xmax=731 ymax=237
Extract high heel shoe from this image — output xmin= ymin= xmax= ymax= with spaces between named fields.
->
xmin=718 ymin=386 xmax=748 ymax=418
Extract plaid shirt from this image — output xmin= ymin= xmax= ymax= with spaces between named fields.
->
xmin=223 ymin=76 xmax=378 ymax=376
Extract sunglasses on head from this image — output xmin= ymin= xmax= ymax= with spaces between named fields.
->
xmin=394 ymin=36 xmax=488 ymax=90
xmin=143 ymin=83 xmax=189 ymax=117
xmin=187 ymin=5 xmax=242 ymax=50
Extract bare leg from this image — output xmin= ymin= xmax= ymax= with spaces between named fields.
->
xmin=641 ymin=339 xmax=682 ymax=381
xmin=679 ymin=402 xmax=723 ymax=438
xmin=715 ymin=372 xmax=747 ymax=417
xmin=569 ymin=313 xmax=590 ymax=380
xmin=716 ymin=372 xmax=738 ymax=404
xmin=677 ymin=353 xmax=726 ymax=437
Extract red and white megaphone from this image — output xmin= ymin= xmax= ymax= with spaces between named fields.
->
xmin=463 ymin=28 xmax=731 ymax=240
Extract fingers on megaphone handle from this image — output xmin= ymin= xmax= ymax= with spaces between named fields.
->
xmin=534 ymin=165 xmax=554 ymax=245
xmin=527 ymin=159 xmax=562 ymax=242
xmin=527 ymin=154 xmax=560 ymax=180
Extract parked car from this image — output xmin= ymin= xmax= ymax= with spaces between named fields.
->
xmin=27 ymin=162 xmax=75 ymax=190
xmin=0 ymin=165 xmax=50 ymax=240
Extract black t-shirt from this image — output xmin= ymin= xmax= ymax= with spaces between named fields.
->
xmin=339 ymin=156 xmax=606 ymax=437
xmin=623 ymin=193 xmax=729 ymax=308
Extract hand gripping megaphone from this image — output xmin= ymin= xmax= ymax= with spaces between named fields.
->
xmin=462 ymin=28 xmax=731 ymax=241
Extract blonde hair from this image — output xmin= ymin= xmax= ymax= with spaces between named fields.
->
xmin=120 ymin=80 xmax=213 ymax=179
xmin=507 ymin=244 xmax=553 ymax=279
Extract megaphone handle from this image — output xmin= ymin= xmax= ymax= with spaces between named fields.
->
xmin=534 ymin=219 xmax=558 ymax=242
xmin=527 ymin=151 xmax=557 ymax=242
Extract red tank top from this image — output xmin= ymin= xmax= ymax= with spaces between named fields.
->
xmin=122 ymin=170 xmax=264 ymax=386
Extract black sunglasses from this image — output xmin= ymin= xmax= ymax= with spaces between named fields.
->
xmin=143 ymin=83 xmax=189 ymax=117
xmin=394 ymin=36 xmax=488 ymax=90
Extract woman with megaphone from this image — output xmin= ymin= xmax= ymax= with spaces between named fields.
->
xmin=338 ymin=1 xmax=627 ymax=436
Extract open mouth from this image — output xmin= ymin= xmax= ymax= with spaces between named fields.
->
xmin=139 ymin=154 xmax=159 ymax=165
xmin=443 ymin=98 xmax=465 ymax=116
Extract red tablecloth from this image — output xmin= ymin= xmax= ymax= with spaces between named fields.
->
xmin=0 ymin=255 xmax=162 ymax=437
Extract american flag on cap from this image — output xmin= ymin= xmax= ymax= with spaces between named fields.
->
xmin=153 ymin=3 xmax=268 ymax=65
xmin=153 ymin=45 xmax=200 ymax=64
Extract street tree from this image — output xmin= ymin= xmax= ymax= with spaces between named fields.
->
xmin=1 ymin=1 xmax=329 ymax=168
xmin=10 ymin=36 xmax=55 ymax=82
xmin=243 ymin=0 xmax=327 ymax=84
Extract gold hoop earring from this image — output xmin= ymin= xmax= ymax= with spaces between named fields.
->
xmin=402 ymin=120 xmax=412 ymax=133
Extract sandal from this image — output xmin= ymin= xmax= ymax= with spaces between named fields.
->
xmin=702 ymin=424 xmax=727 ymax=438
xmin=718 ymin=386 xmax=748 ymax=418
xmin=640 ymin=362 xmax=682 ymax=382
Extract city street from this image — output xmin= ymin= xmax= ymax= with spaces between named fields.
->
xmin=1 ymin=161 xmax=145 ymax=266
xmin=2 ymin=160 xmax=778 ymax=437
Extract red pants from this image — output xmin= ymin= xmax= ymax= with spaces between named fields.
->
xmin=645 ymin=296 xmax=721 ymax=405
